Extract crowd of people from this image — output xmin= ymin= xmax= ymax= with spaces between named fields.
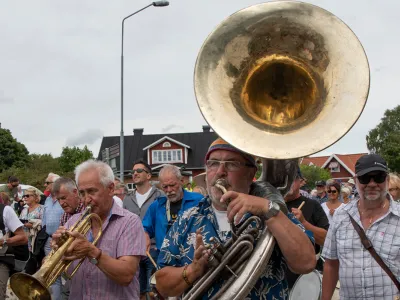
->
xmin=0 ymin=139 xmax=399 ymax=300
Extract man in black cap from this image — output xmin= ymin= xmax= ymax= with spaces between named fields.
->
xmin=314 ymin=180 xmax=328 ymax=204
xmin=322 ymin=154 xmax=400 ymax=300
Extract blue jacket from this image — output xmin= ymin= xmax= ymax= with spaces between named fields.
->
xmin=142 ymin=189 xmax=203 ymax=250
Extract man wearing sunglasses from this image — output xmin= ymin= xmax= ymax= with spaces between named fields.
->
xmin=155 ymin=138 xmax=316 ymax=300
xmin=123 ymin=159 xmax=164 ymax=300
xmin=0 ymin=176 xmax=19 ymax=204
xmin=322 ymin=154 xmax=400 ymax=300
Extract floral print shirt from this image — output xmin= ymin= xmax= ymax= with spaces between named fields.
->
xmin=158 ymin=197 xmax=314 ymax=300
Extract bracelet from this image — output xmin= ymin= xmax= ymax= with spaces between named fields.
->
xmin=182 ymin=265 xmax=192 ymax=286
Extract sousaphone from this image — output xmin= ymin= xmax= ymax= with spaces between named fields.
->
xmin=187 ymin=1 xmax=369 ymax=299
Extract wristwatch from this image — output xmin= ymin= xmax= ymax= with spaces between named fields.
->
xmin=89 ymin=249 xmax=102 ymax=265
xmin=264 ymin=201 xmax=280 ymax=220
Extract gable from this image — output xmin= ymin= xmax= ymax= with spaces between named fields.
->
xmin=143 ymin=136 xmax=190 ymax=151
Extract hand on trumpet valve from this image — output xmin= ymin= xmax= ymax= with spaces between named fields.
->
xmin=221 ymin=192 xmax=270 ymax=224
xmin=51 ymin=226 xmax=68 ymax=250
xmin=63 ymin=231 xmax=99 ymax=261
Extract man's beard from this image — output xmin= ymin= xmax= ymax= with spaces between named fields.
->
xmin=364 ymin=189 xmax=386 ymax=202
xmin=167 ymin=192 xmax=181 ymax=203
xmin=207 ymin=178 xmax=230 ymax=210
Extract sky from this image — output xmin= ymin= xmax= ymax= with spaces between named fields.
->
xmin=0 ymin=0 xmax=399 ymax=159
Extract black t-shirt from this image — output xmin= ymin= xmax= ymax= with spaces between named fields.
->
xmin=285 ymin=195 xmax=330 ymax=288
xmin=169 ymin=199 xmax=182 ymax=222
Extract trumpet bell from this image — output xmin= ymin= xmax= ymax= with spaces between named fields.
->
xmin=10 ymin=272 xmax=51 ymax=300
xmin=194 ymin=0 xmax=370 ymax=159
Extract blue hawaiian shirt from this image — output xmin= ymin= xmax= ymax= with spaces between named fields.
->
xmin=158 ymin=197 xmax=314 ymax=300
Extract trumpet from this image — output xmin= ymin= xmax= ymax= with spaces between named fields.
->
xmin=10 ymin=205 xmax=102 ymax=300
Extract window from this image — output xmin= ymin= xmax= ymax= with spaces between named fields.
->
xmin=127 ymin=183 xmax=135 ymax=190
xmin=163 ymin=142 xmax=171 ymax=148
xmin=152 ymin=149 xmax=183 ymax=163
xmin=329 ymin=162 xmax=340 ymax=173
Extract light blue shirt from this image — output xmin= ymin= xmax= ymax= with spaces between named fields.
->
xmin=42 ymin=195 xmax=64 ymax=235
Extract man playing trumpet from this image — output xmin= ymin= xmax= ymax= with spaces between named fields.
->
xmin=52 ymin=160 xmax=146 ymax=299
xmin=155 ymin=138 xmax=316 ymax=299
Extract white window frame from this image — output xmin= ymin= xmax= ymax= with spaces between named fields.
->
xmin=329 ymin=162 xmax=340 ymax=173
xmin=152 ymin=149 xmax=183 ymax=164
xmin=162 ymin=142 xmax=171 ymax=148
xmin=110 ymin=158 xmax=117 ymax=169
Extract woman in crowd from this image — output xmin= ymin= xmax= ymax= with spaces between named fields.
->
xmin=321 ymin=181 xmax=344 ymax=223
xmin=19 ymin=188 xmax=44 ymax=252
xmin=389 ymin=173 xmax=400 ymax=202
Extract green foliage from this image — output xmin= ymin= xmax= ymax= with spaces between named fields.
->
xmin=366 ymin=105 xmax=400 ymax=172
xmin=300 ymin=164 xmax=331 ymax=190
xmin=59 ymin=146 xmax=94 ymax=173
xmin=0 ymin=128 xmax=29 ymax=172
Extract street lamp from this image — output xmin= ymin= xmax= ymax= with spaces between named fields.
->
xmin=120 ymin=1 xmax=169 ymax=182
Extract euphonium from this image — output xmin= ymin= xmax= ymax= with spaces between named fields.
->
xmin=10 ymin=205 xmax=102 ymax=300
xmin=186 ymin=0 xmax=370 ymax=299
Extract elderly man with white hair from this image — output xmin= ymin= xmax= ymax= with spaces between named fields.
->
xmin=51 ymin=160 xmax=146 ymax=299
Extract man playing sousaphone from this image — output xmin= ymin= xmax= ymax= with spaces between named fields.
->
xmin=155 ymin=138 xmax=316 ymax=299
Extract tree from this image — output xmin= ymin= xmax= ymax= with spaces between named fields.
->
xmin=0 ymin=128 xmax=29 ymax=172
xmin=366 ymin=105 xmax=400 ymax=172
xmin=59 ymin=146 xmax=94 ymax=173
xmin=300 ymin=164 xmax=331 ymax=190
xmin=0 ymin=153 xmax=64 ymax=189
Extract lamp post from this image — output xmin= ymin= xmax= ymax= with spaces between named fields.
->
xmin=120 ymin=1 xmax=169 ymax=182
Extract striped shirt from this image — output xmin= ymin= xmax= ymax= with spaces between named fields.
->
xmin=65 ymin=202 xmax=146 ymax=300
xmin=322 ymin=198 xmax=400 ymax=300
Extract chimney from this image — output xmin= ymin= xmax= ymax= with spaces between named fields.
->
xmin=133 ymin=128 xmax=144 ymax=136
xmin=202 ymin=125 xmax=211 ymax=133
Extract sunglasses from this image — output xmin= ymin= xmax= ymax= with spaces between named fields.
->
xmin=327 ymin=190 xmax=337 ymax=194
xmin=44 ymin=181 xmax=53 ymax=185
xmin=23 ymin=195 xmax=33 ymax=199
xmin=357 ymin=172 xmax=387 ymax=185
xmin=132 ymin=168 xmax=149 ymax=174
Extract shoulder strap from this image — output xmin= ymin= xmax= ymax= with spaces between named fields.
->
xmin=348 ymin=213 xmax=400 ymax=291
xmin=0 ymin=204 xmax=5 ymax=234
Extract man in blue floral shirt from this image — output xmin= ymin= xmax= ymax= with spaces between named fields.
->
xmin=155 ymin=138 xmax=316 ymax=299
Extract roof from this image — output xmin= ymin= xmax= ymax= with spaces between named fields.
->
xmin=301 ymin=153 xmax=368 ymax=174
xmin=98 ymin=130 xmax=218 ymax=172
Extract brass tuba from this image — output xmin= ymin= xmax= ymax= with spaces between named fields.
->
xmin=186 ymin=1 xmax=370 ymax=299
xmin=10 ymin=205 xmax=102 ymax=300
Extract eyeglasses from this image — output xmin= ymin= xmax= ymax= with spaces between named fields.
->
xmin=23 ymin=194 xmax=33 ymax=199
xmin=44 ymin=181 xmax=53 ymax=185
xmin=132 ymin=168 xmax=149 ymax=174
xmin=389 ymin=188 xmax=399 ymax=192
xmin=206 ymin=160 xmax=253 ymax=172
xmin=327 ymin=190 xmax=337 ymax=194
xmin=357 ymin=172 xmax=387 ymax=185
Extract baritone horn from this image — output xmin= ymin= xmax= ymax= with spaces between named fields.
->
xmin=10 ymin=205 xmax=102 ymax=300
xmin=186 ymin=1 xmax=370 ymax=299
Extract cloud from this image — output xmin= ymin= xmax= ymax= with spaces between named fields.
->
xmin=66 ymin=129 xmax=104 ymax=146
xmin=0 ymin=91 xmax=13 ymax=103
xmin=161 ymin=124 xmax=184 ymax=133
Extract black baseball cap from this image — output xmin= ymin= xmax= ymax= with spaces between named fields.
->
xmin=355 ymin=154 xmax=388 ymax=176
xmin=315 ymin=180 xmax=326 ymax=186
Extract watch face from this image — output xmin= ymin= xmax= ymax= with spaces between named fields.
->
xmin=90 ymin=257 xmax=98 ymax=265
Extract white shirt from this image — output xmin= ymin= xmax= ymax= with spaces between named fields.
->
xmin=113 ymin=196 xmax=123 ymax=208
xmin=136 ymin=188 xmax=152 ymax=208
xmin=212 ymin=205 xmax=230 ymax=232
xmin=2 ymin=206 xmax=23 ymax=234
xmin=321 ymin=202 xmax=344 ymax=224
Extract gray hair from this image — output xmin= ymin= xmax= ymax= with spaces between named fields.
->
xmin=52 ymin=177 xmax=77 ymax=195
xmin=341 ymin=186 xmax=351 ymax=196
xmin=47 ymin=172 xmax=60 ymax=182
xmin=115 ymin=183 xmax=129 ymax=194
xmin=75 ymin=160 xmax=114 ymax=187
xmin=159 ymin=164 xmax=182 ymax=180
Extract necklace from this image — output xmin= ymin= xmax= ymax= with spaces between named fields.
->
xmin=358 ymin=200 xmax=388 ymax=225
